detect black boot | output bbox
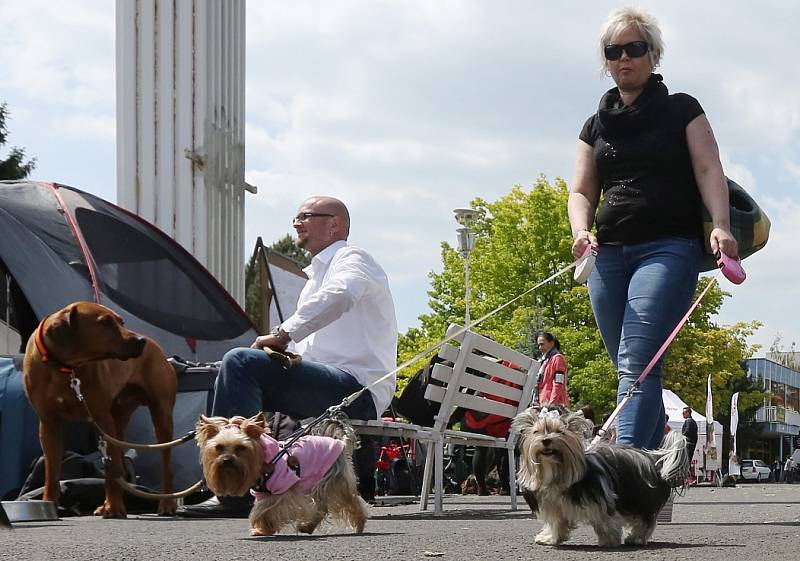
[175,495,254,519]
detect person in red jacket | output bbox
[536,332,569,407]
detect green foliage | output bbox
[399,176,763,421]
[244,249,263,330]
[0,102,36,180]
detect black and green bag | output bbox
[700,177,771,272]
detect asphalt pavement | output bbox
[3,483,800,561]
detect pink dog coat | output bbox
[251,433,345,500]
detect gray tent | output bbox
[0,180,256,358]
[0,180,258,498]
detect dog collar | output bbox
[34,319,74,374]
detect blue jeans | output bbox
[211,348,377,421]
[588,238,700,449]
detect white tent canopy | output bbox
[663,389,724,472]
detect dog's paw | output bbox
[623,535,649,546]
[250,527,272,537]
[296,522,318,534]
[158,499,177,516]
[534,530,562,546]
[94,500,127,519]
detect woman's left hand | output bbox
[709,227,738,259]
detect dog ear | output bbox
[195,415,222,445]
[68,304,79,326]
[46,304,79,346]
[564,411,594,437]
[512,407,540,435]
[241,413,267,440]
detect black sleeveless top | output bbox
[579,74,705,244]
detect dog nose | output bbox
[542,438,551,446]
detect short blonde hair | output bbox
[598,6,664,72]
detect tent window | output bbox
[74,208,250,339]
[0,259,36,354]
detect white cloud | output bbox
[51,113,115,142]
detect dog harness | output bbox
[251,434,345,499]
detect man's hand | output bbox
[251,327,291,352]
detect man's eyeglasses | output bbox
[292,212,334,224]
[604,41,650,61]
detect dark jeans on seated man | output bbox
[177,348,377,518]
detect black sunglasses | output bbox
[604,41,650,61]
[292,212,334,224]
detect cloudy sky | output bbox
[1,0,798,355]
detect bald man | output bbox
[178,196,397,518]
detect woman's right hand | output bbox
[572,229,598,259]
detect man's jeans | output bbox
[211,348,377,421]
[588,237,700,449]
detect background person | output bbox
[567,7,737,449]
[179,195,397,517]
[536,332,569,407]
[682,406,699,481]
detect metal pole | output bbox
[464,251,471,326]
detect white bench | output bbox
[351,325,539,514]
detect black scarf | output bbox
[595,73,669,139]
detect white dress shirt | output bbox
[281,240,398,417]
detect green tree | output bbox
[0,102,36,179]
[400,177,763,419]
[399,176,609,395]
[270,233,311,267]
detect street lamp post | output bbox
[453,208,477,327]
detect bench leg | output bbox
[434,440,444,515]
[507,446,517,510]
[420,440,435,511]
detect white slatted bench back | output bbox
[423,326,538,433]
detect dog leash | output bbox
[66,375,198,450]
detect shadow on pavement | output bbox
[557,541,739,551]
[244,531,404,541]
[369,509,531,521]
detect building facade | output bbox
[746,357,800,465]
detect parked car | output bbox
[740,459,773,482]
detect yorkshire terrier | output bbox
[513,405,689,547]
[195,412,368,536]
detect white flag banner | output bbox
[706,375,717,449]
[729,392,740,477]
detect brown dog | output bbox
[22,301,177,518]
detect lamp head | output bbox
[453,208,478,227]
